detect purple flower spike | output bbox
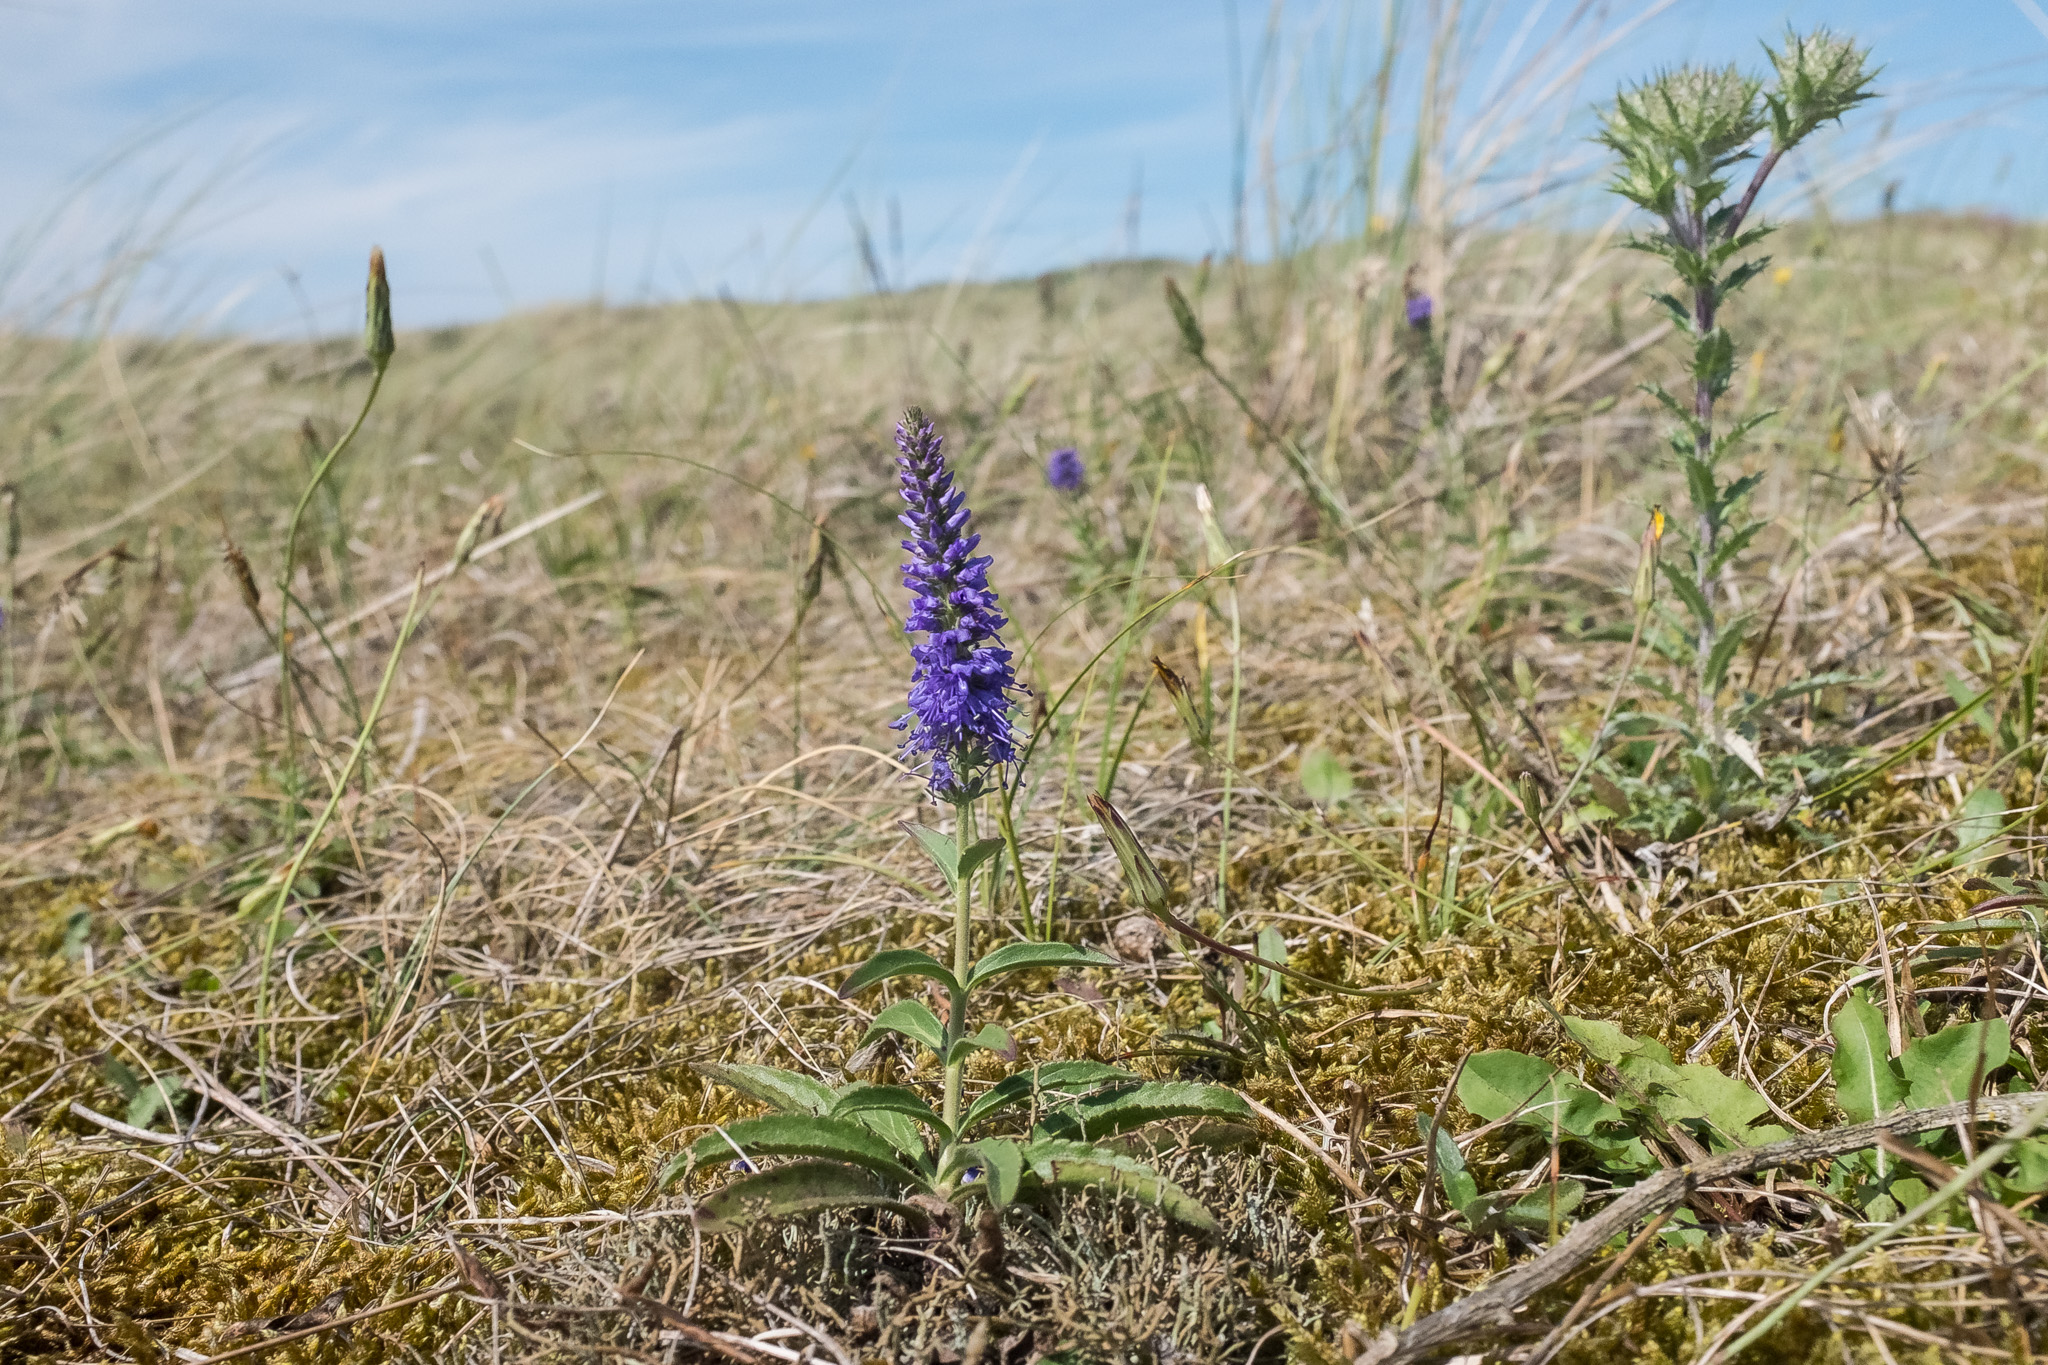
[1406,293,1433,328]
[1046,447,1085,492]
[891,408,1020,799]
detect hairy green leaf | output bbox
[962,1061,1140,1130]
[966,941,1119,990]
[957,1138,1024,1206]
[1025,1140,1221,1233]
[832,1084,947,1143]
[861,999,946,1054]
[692,1062,836,1117]
[694,1160,931,1234]
[947,1022,1015,1065]
[1034,1081,1250,1143]
[688,1115,924,1188]
[838,948,960,1000]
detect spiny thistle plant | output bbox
[1592,30,1876,829]
[675,409,1247,1234]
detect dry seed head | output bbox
[1,483,17,564]
[365,246,395,372]
[1087,793,1170,914]
[1150,656,1210,751]
[450,495,505,570]
[1162,276,1205,358]
[1632,507,1663,613]
[222,537,263,620]
[1192,484,1233,570]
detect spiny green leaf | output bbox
[838,948,960,1000]
[1660,562,1714,632]
[693,1160,932,1233]
[966,941,1119,990]
[692,1062,836,1117]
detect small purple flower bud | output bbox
[892,408,1021,799]
[1406,293,1433,328]
[730,1158,758,1174]
[1046,447,1085,493]
[960,1165,984,1184]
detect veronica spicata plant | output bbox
[1595,30,1875,822]
[670,409,1247,1235]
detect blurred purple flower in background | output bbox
[1406,293,1433,328]
[1046,446,1085,492]
[891,408,1020,798]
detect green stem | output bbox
[1215,580,1244,922]
[943,795,976,1132]
[254,562,424,1096]
[275,365,385,828]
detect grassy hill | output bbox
[3,211,2047,1362]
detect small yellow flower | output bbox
[799,442,817,463]
[1772,266,1794,287]
[1650,505,1665,540]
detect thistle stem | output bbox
[943,793,975,1132]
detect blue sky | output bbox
[5,1,2047,334]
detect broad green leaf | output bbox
[688,1115,923,1188]
[2005,1137,2048,1194]
[957,1138,1024,1206]
[693,1062,836,1117]
[1829,988,1906,1123]
[1418,1115,1477,1218]
[1588,774,1634,821]
[957,838,1006,882]
[861,999,946,1054]
[966,941,1119,989]
[1567,1016,1777,1148]
[1300,747,1354,806]
[832,1084,948,1143]
[962,1061,1140,1131]
[1492,1179,1586,1230]
[1900,1018,2009,1110]
[947,1023,1014,1065]
[907,825,959,885]
[1951,787,2008,870]
[694,1159,932,1233]
[1458,1050,1649,1168]
[1034,1081,1250,1142]
[124,1076,185,1131]
[838,948,960,1000]
[1024,1141,1221,1233]
[1562,1017,1655,1067]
